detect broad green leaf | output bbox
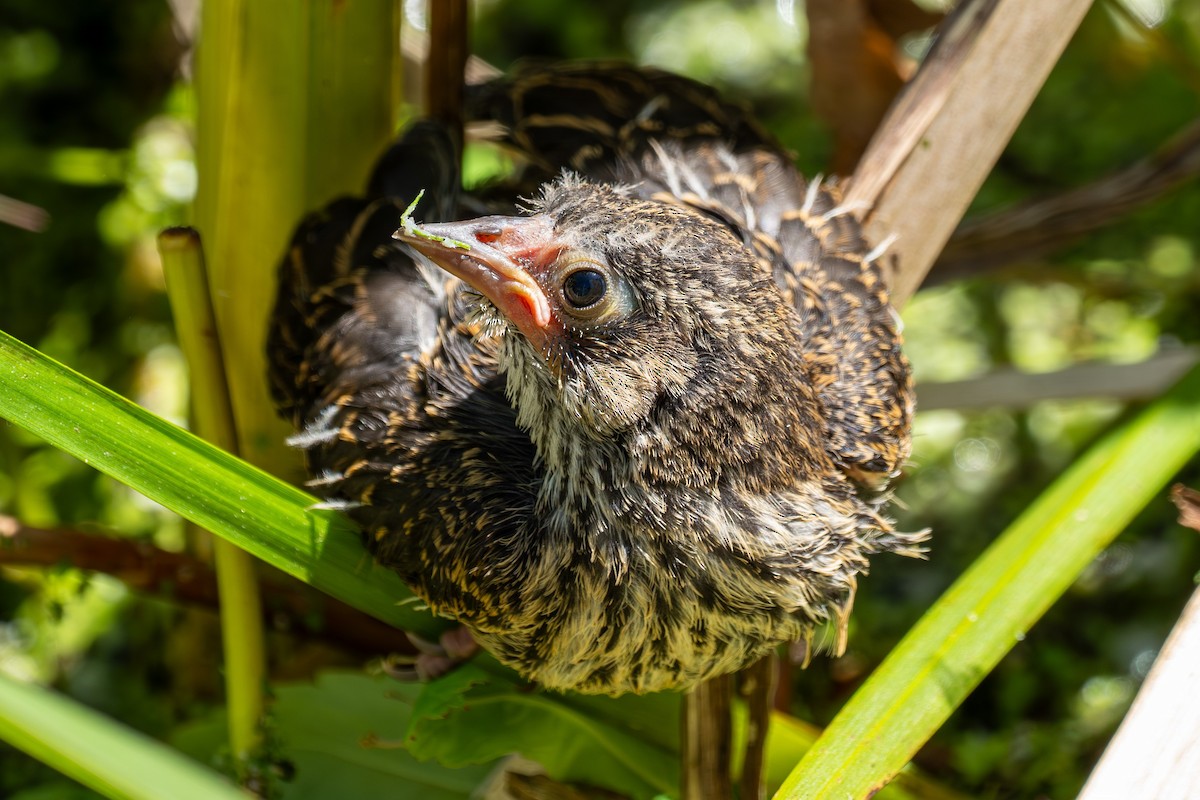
[776,363,1200,798]
[405,664,679,799]
[0,672,245,800]
[558,688,682,753]
[0,329,441,640]
[174,672,494,799]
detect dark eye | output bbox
[562,268,607,309]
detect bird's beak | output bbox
[395,215,556,351]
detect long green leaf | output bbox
[0,672,246,800]
[776,363,1200,798]
[0,329,440,639]
[762,712,964,800]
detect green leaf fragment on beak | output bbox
[398,189,473,251]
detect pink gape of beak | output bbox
[395,215,558,352]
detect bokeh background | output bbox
[2,1,1199,797]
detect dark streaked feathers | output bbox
[267,63,921,695]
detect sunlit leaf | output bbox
[0,672,244,800]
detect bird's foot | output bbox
[380,625,479,682]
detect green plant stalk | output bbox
[0,329,440,639]
[159,228,266,768]
[0,671,248,800]
[212,542,264,758]
[760,712,965,800]
[193,0,401,480]
[776,363,1200,799]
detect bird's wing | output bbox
[267,122,540,620]
[467,63,913,485]
[267,121,462,423]
[773,175,914,485]
[464,60,777,199]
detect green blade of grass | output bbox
[775,363,1200,799]
[761,711,966,800]
[0,671,247,800]
[0,329,440,639]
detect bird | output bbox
[267,62,924,696]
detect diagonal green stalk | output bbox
[775,363,1200,799]
[159,228,266,771]
[760,711,965,800]
[0,671,247,800]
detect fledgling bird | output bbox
[268,63,924,695]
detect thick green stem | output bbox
[193,0,402,481]
[188,0,402,771]
[0,672,247,800]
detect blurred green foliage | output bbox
[1,0,1199,798]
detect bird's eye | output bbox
[562,268,607,309]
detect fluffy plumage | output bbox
[268,63,923,695]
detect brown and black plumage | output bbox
[268,63,924,695]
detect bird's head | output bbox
[397,176,826,490]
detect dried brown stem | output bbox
[849,0,1095,307]
[681,673,734,800]
[915,347,1200,411]
[848,0,1002,216]
[865,0,945,40]
[737,655,778,800]
[1171,484,1200,533]
[807,0,908,173]
[0,194,49,232]
[0,515,413,656]
[1079,584,1200,799]
[932,116,1200,282]
[425,0,470,152]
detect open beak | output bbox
[395,215,556,351]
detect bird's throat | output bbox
[500,335,640,539]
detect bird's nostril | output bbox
[474,227,502,244]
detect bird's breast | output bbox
[472,515,811,694]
